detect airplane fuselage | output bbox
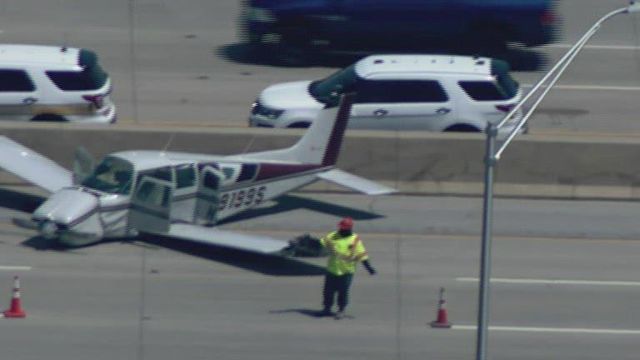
[31,151,327,247]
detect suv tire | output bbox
[444,124,481,133]
[287,122,311,129]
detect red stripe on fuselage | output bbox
[255,163,322,181]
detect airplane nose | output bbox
[39,220,59,239]
[32,188,99,230]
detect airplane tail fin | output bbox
[243,93,355,165]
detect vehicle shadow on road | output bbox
[217,42,549,72]
[218,194,384,226]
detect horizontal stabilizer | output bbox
[0,136,72,192]
[317,169,396,195]
[166,224,291,255]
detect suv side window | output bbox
[46,69,106,91]
[459,81,509,101]
[0,70,35,92]
[356,80,448,103]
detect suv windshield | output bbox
[309,65,358,105]
[82,156,134,195]
[46,49,109,91]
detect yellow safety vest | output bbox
[320,231,369,276]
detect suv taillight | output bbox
[82,94,105,109]
[495,104,515,113]
[540,10,556,26]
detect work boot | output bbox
[334,310,345,320]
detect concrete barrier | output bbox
[2,124,640,199]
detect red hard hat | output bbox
[338,217,354,231]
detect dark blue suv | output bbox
[240,0,558,55]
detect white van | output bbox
[0,44,116,123]
[249,54,523,132]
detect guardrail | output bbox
[2,125,640,199]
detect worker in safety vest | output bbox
[319,217,376,319]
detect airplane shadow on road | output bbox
[18,193,380,276]
[218,194,384,226]
[0,188,45,214]
[137,234,327,276]
[218,42,549,72]
[136,194,383,276]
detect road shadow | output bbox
[270,308,355,319]
[137,232,326,276]
[218,194,384,226]
[0,188,45,214]
[20,232,325,275]
[13,192,375,276]
[270,308,331,318]
[21,235,131,253]
[217,42,548,72]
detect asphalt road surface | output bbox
[0,1,639,360]
[0,190,638,360]
[0,0,639,133]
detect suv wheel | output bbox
[444,124,481,133]
[31,114,67,122]
[287,122,310,129]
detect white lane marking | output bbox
[452,325,640,335]
[0,266,31,271]
[456,277,640,287]
[546,44,640,51]
[521,84,640,92]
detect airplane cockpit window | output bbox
[175,164,196,188]
[82,157,134,195]
[144,167,172,182]
[203,171,220,190]
[221,166,236,180]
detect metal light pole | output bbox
[475,3,640,360]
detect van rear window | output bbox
[46,49,108,91]
[459,81,510,101]
[491,59,519,98]
[459,59,519,101]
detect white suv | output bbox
[0,44,116,123]
[249,54,523,132]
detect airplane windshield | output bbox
[81,156,134,195]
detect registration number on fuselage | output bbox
[218,186,266,211]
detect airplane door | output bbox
[73,146,95,185]
[129,176,174,234]
[194,166,223,226]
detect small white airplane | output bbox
[0,93,394,255]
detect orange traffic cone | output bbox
[4,276,26,318]
[430,287,451,328]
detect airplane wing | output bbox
[317,169,396,195]
[164,223,292,255]
[0,136,72,192]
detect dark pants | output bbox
[322,272,354,312]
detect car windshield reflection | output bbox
[82,156,134,195]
